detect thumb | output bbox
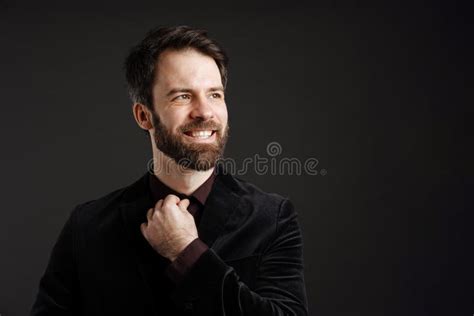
[178,198,191,212]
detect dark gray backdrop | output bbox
[1,1,472,316]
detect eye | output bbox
[210,92,223,99]
[174,94,191,101]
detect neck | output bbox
[151,148,214,196]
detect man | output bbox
[31,25,308,315]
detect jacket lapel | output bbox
[117,165,244,310]
[197,167,243,248]
[119,165,244,251]
[118,173,162,314]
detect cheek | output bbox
[217,106,228,126]
[160,111,186,132]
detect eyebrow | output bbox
[165,87,225,97]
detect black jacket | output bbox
[31,166,308,315]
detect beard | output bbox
[150,110,229,171]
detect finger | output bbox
[155,200,163,213]
[178,198,191,212]
[154,198,164,210]
[140,223,148,239]
[146,207,154,222]
[162,194,181,211]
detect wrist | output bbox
[169,236,198,262]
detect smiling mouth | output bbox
[183,130,217,139]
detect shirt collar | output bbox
[148,167,217,206]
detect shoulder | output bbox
[219,170,297,222]
[234,175,287,206]
[214,170,301,256]
[70,173,149,225]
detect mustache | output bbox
[180,120,221,132]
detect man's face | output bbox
[150,48,229,171]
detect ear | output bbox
[132,103,153,130]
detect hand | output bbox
[140,194,198,262]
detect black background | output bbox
[0,1,472,315]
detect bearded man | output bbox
[30,25,308,316]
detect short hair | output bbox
[124,25,229,110]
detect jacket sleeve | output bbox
[30,206,80,316]
[170,198,309,316]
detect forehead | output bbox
[154,48,222,91]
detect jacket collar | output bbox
[148,162,217,206]
[117,164,243,312]
[119,163,243,250]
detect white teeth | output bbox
[190,130,213,138]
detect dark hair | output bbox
[124,25,229,110]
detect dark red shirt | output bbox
[148,168,216,285]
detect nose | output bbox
[190,94,214,121]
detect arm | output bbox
[30,206,79,316]
[170,198,308,316]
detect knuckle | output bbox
[169,195,181,204]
